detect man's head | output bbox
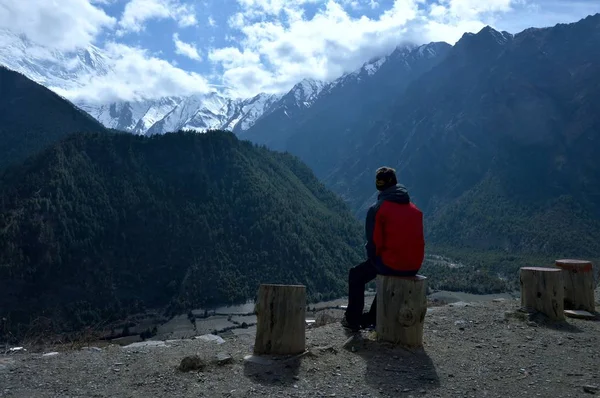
[375,166,397,191]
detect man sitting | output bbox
[342,166,425,331]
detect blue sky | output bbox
[1,0,599,101]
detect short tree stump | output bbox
[376,275,427,347]
[520,267,565,321]
[555,259,596,313]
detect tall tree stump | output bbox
[376,275,427,347]
[520,267,565,321]
[253,284,306,355]
[554,259,596,313]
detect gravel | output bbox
[1,300,599,397]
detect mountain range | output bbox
[2,14,600,338]
[319,14,600,265]
[0,28,440,137]
[3,15,600,260]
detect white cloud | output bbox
[52,43,212,103]
[210,0,600,98]
[439,0,514,19]
[208,47,261,69]
[118,0,197,34]
[490,0,600,35]
[0,0,115,51]
[173,33,202,60]
[236,0,320,17]
[1,0,599,103]
[216,0,423,97]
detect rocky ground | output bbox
[1,297,599,398]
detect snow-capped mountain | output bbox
[0,26,446,138]
[241,40,453,163]
[77,92,286,136]
[0,29,110,92]
[0,28,320,135]
[327,42,446,92]
[145,92,283,135]
[233,78,328,148]
[78,97,181,133]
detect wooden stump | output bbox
[253,284,306,355]
[376,275,427,347]
[554,259,596,313]
[520,267,565,321]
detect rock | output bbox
[215,352,233,366]
[81,347,102,352]
[122,341,167,349]
[178,355,206,372]
[196,334,225,344]
[583,385,599,394]
[342,335,363,351]
[243,355,274,366]
[42,352,59,357]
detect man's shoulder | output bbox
[368,198,384,213]
[409,202,423,213]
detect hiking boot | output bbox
[341,316,360,332]
[360,312,376,330]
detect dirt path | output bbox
[1,300,599,398]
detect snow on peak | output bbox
[479,26,513,45]
[0,28,111,91]
[233,93,283,131]
[416,43,439,58]
[458,26,513,48]
[362,56,387,76]
[291,78,326,106]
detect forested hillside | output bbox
[0,66,107,169]
[0,131,363,339]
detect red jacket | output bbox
[365,185,425,273]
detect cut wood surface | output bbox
[253,284,306,355]
[376,275,427,347]
[555,259,596,313]
[520,267,565,321]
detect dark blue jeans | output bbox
[345,259,418,327]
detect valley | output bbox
[1,12,600,345]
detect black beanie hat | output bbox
[375,167,397,191]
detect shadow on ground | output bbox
[242,354,301,386]
[506,310,586,333]
[345,333,440,395]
